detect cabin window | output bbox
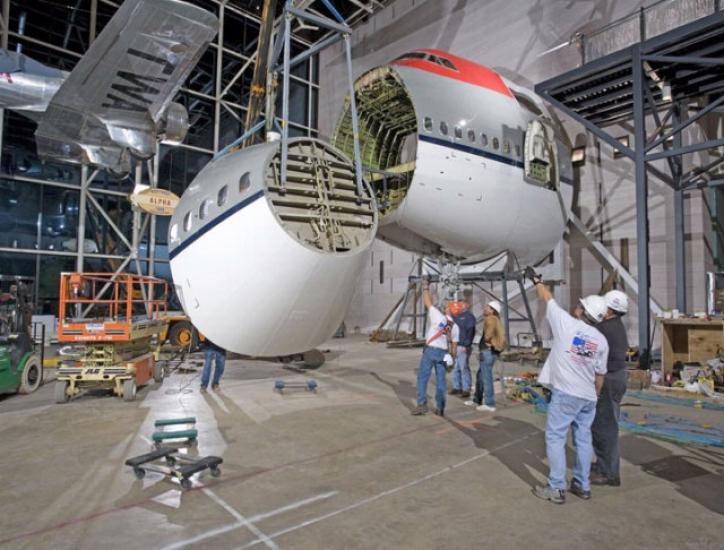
[454,126,463,139]
[481,133,488,146]
[239,172,251,193]
[439,121,448,135]
[423,117,433,131]
[493,137,500,150]
[217,185,228,206]
[199,199,211,220]
[183,212,192,232]
[503,141,511,154]
[170,223,178,242]
[467,129,476,142]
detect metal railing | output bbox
[579,0,722,64]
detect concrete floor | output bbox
[1,336,722,549]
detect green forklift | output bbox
[0,275,43,395]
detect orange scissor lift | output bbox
[55,273,169,403]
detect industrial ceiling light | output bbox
[613,135,629,159]
[571,146,586,165]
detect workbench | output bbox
[659,317,723,373]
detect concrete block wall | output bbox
[319,0,720,348]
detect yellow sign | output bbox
[130,188,180,216]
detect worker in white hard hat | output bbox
[590,290,630,487]
[464,300,506,412]
[411,278,459,417]
[525,266,609,505]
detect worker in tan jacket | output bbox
[465,300,506,412]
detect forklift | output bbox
[0,275,43,395]
[55,272,168,403]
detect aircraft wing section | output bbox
[34,0,218,172]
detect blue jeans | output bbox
[545,389,597,491]
[201,349,226,387]
[474,349,497,406]
[451,347,471,391]
[416,346,447,411]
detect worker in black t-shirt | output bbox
[591,290,630,487]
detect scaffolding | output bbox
[535,6,724,367]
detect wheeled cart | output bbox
[125,446,223,489]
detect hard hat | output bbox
[579,295,607,323]
[448,301,466,316]
[487,300,502,314]
[604,289,628,314]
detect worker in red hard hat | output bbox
[591,290,630,487]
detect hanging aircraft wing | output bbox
[34,0,218,173]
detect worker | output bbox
[449,299,476,399]
[465,300,505,412]
[526,266,609,504]
[200,338,226,392]
[591,289,630,487]
[412,278,459,417]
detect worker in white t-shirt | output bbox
[525,266,609,505]
[411,278,459,417]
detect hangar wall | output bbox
[318,0,719,347]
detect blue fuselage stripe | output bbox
[418,133,525,169]
[169,189,265,261]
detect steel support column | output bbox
[76,164,89,273]
[672,102,686,312]
[632,46,651,368]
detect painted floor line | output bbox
[202,488,279,550]
[238,430,540,549]
[161,491,339,550]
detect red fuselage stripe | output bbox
[392,59,514,98]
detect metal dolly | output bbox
[274,379,318,393]
[152,417,198,448]
[125,446,222,490]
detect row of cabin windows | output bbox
[178,172,253,235]
[424,116,521,157]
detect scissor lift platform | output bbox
[55,273,168,403]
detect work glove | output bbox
[524,266,542,285]
[443,353,454,369]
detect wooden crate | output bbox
[659,318,724,374]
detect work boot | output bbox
[476,404,496,412]
[212,384,220,391]
[449,388,461,396]
[460,391,471,398]
[463,400,478,407]
[411,404,428,416]
[200,386,207,393]
[569,478,591,500]
[532,485,565,504]
[590,472,621,486]
[433,408,445,417]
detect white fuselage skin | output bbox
[169,56,573,357]
[375,61,573,267]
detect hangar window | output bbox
[217,185,228,206]
[454,126,463,139]
[199,199,211,220]
[239,172,251,194]
[183,212,192,232]
[439,121,448,135]
[468,129,475,142]
[493,137,500,150]
[481,133,488,146]
[424,117,433,131]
